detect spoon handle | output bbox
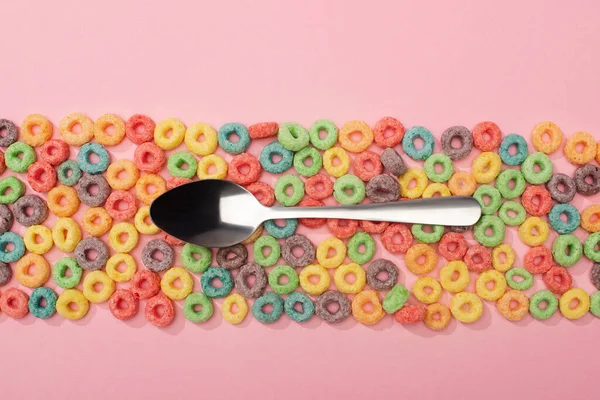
[266,196,481,226]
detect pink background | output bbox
[1,1,600,399]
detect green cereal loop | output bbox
[473,185,502,215]
[505,268,533,290]
[590,291,600,318]
[551,234,582,267]
[5,142,36,173]
[309,119,338,150]
[167,151,198,179]
[180,243,212,273]
[183,292,214,323]
[293,147,323,177]
[473,215,505,247]
[499,201,527,226]
[253,235,281,267]
[274,174,304,206]
[495,169,526,199]
[521,152,553,184]
[278,122,310,151]
[383,283,410,314]
[57,160,82,186]
[333,174,365,205]
[584,232,600,262]
[411,224,444,244]
[347,232,376,264]
[0,176,25,204]
[268,265,299,295]
[529,289,558,320]
[423,153,454,183]
[52,257,83,289]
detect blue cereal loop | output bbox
[0,232,25,263]
[252,292,284,323]
[200,267,234,298]
[218,123,251,154]
[499,134,529,166]
[28,287,58,319]
[259,141,294,173]
[284,291,315,322]
[77,142,110,174]
[548,203,580,234]
[264,218,298,239]
[402,126,434,160]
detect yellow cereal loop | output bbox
[334,263,366,294]
[450,292,483,323]
[59,112,95,146]
[422,183,451,198]
[323,147,350,177]
[241,225,263,244]
[21,114,53,147]
[185,123,218,156]
[109,222,139,253]
[15,254,50,288]
[564,132,597,165]
[94,113,126,146]
[412,277,442,304]
[56,289,90,320]
[531,121,562,154]
[439,260,470,293]
[82,207,113,237]
[475,270,507,301]
[161,267,194,300]
[316,237,347,269]
[154,117,186,150]
[222,293,248,325]
[105,253,137,282]
[492,243,515,272]
[135,173,166,205]
[398,168,428,199]
[338,120,374,153]
[82,271,116,303]
[559,288,590,320]
[197,154,228,180]
[472,152,502,184]
[52,217,82,253]
[134,206,160,235]
[299,264,331,295]
[23,225,53,255]
[518,216,549,247]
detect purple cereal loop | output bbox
[141,239,174,272]
[0,204,14,234]
[591,263,600,290]
[76,174,111,207]
[74,237,109,271]
[234,262,267,299]
[366,259,399,290]
[315,291,351,323]
[380,148,408,177]
[574,164,600,196]
[449,225,470,233]
[0,261,12,286]
[366,174,400,203]
[441,126,473,160]
[546,173,577,203]
[13,194,48,227]
[281,234,315,267]
[0,119,18,147]
[216,244,248,270]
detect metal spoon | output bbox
[149,179,481,248]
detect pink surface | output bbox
[1,1,600,399]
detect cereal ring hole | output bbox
[209,277,223,288]
[244,274,257,287]
[4,242,15,252]
[485,280,497,290]
[375,270,389,282]
[152,303,167,318]
[150,249,164,262]
[460,302,472,312]
[87,152,100,165]
[412,137,425,150]
[326,302,340,313]
[343,187,355,197]
[450,136,463,149]
[36,297,47,308]
[85,249,98,261]
[227,132,240,143]
[277,275,289,285]
[293,302,305,313]
[507,143,520,156]
[407,178,417,190]
[451,271,460,281]
[509,299,520,310]
[291,246,306,258]
[115,261,128,274]
[67,301,80,312]
[423,286,433,295]
[512,274,525,283]
[485,226,495,236]
[229,302,239,313]
[93,282,105,292]
[344,272,357,284]
[349,131,364,143]
[308,274,321,285]
[361,301,374,313]
[471,253,483,264]
[575,142,586,153]
[331,156,341,167]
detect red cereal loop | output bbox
[39,139,70,166]
[245,182,275,206]
[352,151,383,181]
[0,151,5,175]
[381,223,413,254]
[134,142,166,173]
[166,177,192,190]
[327,219,359,239]
[298,197,326,228]
[464,244,491,272]
[0,288,29,319]
[145,293,175,327]
[438,232,468,261]
[522,186,553,216]
[543,266,572,295]
[472,121,502,151]
[360,220,390,234]
[163,232,185,246]
[109,289,140,320]
[305,173,334,200]
[126,114,156,144]
[105,190,138,221]
[394,304,425,324]
[130,270,161,299]
[248,122,279,139]
[27,161,57,192]
[524,246,553,274]
[374,117,405,148]
[227,153,262,185]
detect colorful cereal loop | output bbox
[83,271,116,303]
[105,253,137,282]
[333,263,366,294]
[23,225,53,254]
[94,113,126,146]
[564,132,597,165]
[21,114,52,147]
[471,152,502,184]
[531,121,562,154]
[15,253,50,288]
[154,118,185,150]
[59,113,94,146]
[412,277,442,304]
[299,264,330,295]
[134,206,160,235]
[185,123,218,156]
[323,147,350,177]
[439,261,470,293]
[448,171,477,196]
[518,217,549,247]
[475,270,507,301]
[135,174,166,205]
[161,267,194,300]
[56,289,89,320]
[352,290,385,325]
[109,222,139,253]
[398,168,428,199]
[405,244,438,275]
[450,292,483,323]
[492,243,515,272]
[338,120,374,153]
[497,290,529,321]
[221,293,248,325]
[316,237,347,268]
[197,154,228,180]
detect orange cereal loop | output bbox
[15,253,50,288]
[338,120,374,153]
[581,204,600,233]
[424,302,452,331]
[21,114,53,147]
[448,171,477,196]
[405,243,438,275]
[351,290,385,325]
[136,174,166,205]
[564,132,597,165]
[106,160,140,190]
[597,142,600,165]
[59,113,95,146]
[531,121,563,154]
[94,113,126,146]
[496,290,529,321]
[82,207,113,236]
[47,185,80,217]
